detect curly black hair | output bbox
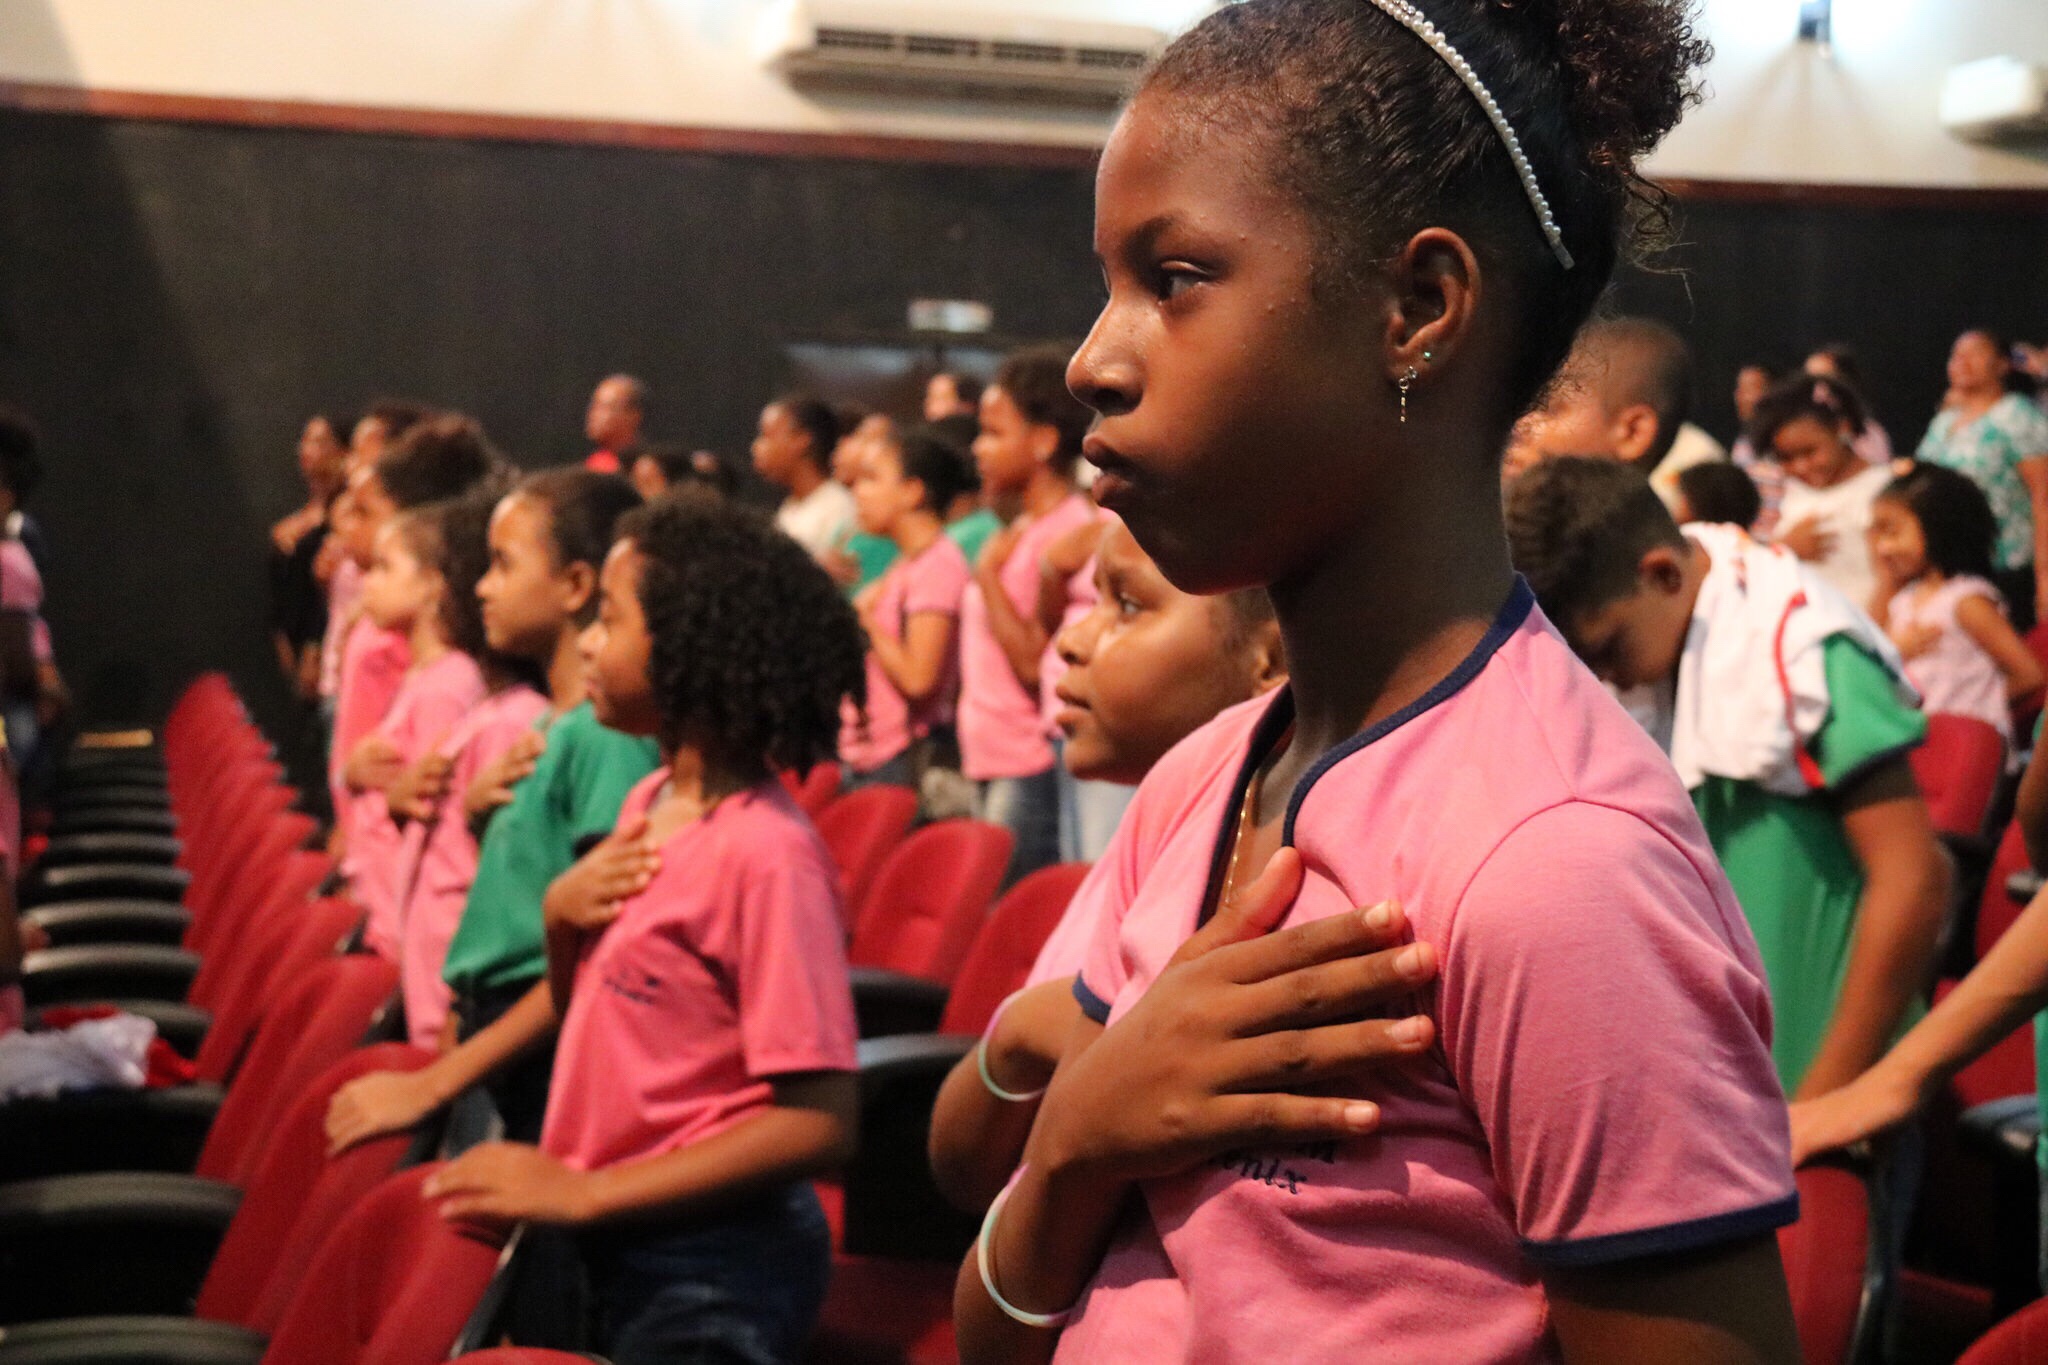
[1747,373,1868,453]
[619,495,865,776]
[0,405,44,503]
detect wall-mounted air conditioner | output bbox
[761,0,1169,108]
[1940,56,2048,144]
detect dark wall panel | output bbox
[0,107,2043,760]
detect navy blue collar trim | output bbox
[1280,577,1535,845]
[1193,577,1534,929]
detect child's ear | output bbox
[559,560,599,617]
[1637,545,1688,595]
[1028,421,1061,467]
[1242,619,1287,697]
[1611,403,1662,466]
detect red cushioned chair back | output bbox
[1909,713,2006,841]
[1974,818,2033,966]
[793,763,843,818]
[814,785,918,931]
[195,954,398,1184]
[261,1164,507,1365]
[194,893,363,1084]
[186,846,332,1011]
[850,819,1014,985]
[196,1042,432,1329]
[1776,1161,1871,1365]
[940,861,1092,1036]
[451,1354,606,1364]
[1958,1294,2048,1365]
[186,809,317,953]
[1944,979,2039,1109]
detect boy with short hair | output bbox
[1506,456,1950,1098]
[1506,316,1726,513]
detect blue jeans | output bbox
[1053,738,1136,864]
[580,1182,831,1365]
[979,767,1060,888]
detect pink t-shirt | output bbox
[392,684,550,1047]
[1063,582,1795,1365]
[319,558,363,700]
[540,775,858,1172]
[0,540,50,663]
[841,535,971,774]
[345,650,486,962]
[958,493,1096,781]
[327,613,411,822]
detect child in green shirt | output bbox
[1508,457,1949,1099]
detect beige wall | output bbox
[3,0,2045,185]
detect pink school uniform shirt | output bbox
[327,613,410,822]
[0,539,51,663]
[392,684,549,1047]
[841,535,970,774]
[1062,580,1795,1365]
[318,557,363,700]
[540,775,858,1172]
[346,650,486,961]
[958,493,1095,781]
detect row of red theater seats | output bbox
[0,674,1090,1362]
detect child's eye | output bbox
[1154,263,1207,302]
[1117,593,1144,617]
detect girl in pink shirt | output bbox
[964,348,1100,883]
[424,497,866,1365]
[347,502,490,961]
[956,4,1802,1364]
[842,422,974,787]
[386,485,548,1048]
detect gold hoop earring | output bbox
[1398,366,1419,424]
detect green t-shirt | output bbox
[845,531,899,595]
[1690,635,1927,1094]
[946,507,1003,568]
[440,701,660,993]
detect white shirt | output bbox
[1776,463,1892,615]
[774,479,856,561]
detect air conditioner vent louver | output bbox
[767,2,1168,109]
[815,26,896,55]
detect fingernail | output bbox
[1361,902,1395,932]
[1343,1102,1379,1130]
[1395,943,1431,980]
[1393,1015,1430,1046]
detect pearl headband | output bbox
[1362,0,1576,270]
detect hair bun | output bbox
[1508,0,1710,181]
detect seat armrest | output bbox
[22,945,202,1007]
[0,1317,268,1364]
[49,810,178,838]
[25,903,192,948]
[37,834,181,869]
[0,1173,242,1321]
[848,966,950,1039]
[840,1031,980,1261]
[0,1084,224,1182]
[1959,1093,2042,1163]
[2009,868,2045,905]
[24,864,191,908]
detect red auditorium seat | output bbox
[1958,1294,2048,1364]
[0,1042,432,1328]
[783,762,844,818]
[1,952,397,1183]
[816,785,919,931]
[936,861,1092,1036]
[1908,713,2005,842]
[1777,1160,1877,1365]
[848,820,1014,989]
[451,1354,610,1364]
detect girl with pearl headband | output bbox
[956,2,1803,1362]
